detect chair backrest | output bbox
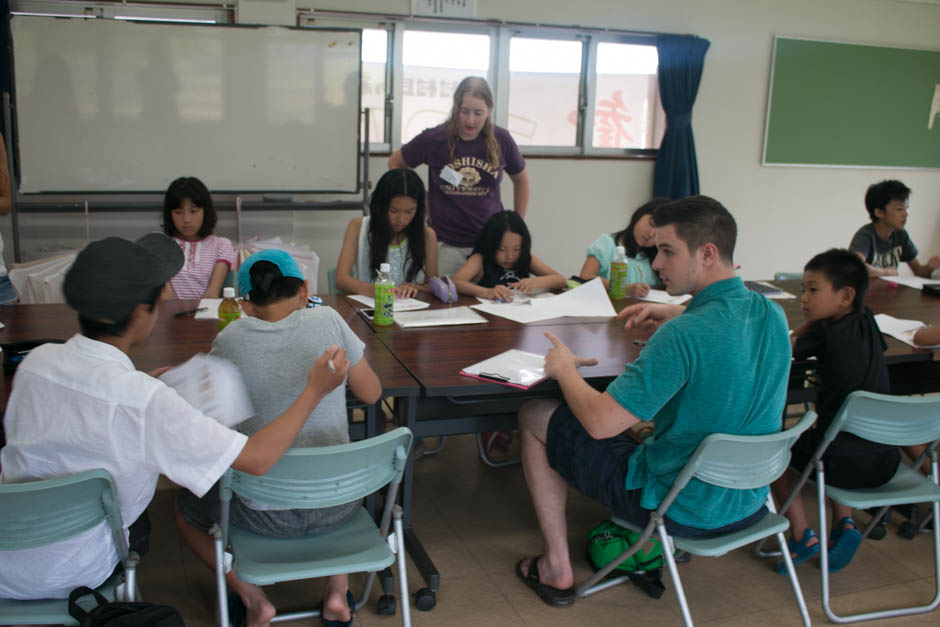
[774,272,802,281]
[824,390,940,447]
[0,469,124,552]
[224,427,412,509]
[673,411,817,492]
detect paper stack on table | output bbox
[638,289,693,305]
[873,313,940,348]
[348,294,430,311]
[472,278,616,323]
[394,306,488,327]
[878,276,940,290]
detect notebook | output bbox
[460,349,547,390]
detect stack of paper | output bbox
[878,276,940,290]
[394,306,488,327]
[873,313,939,348]
[348,294,430,312]
[471,278,616,323]
[638,289,693,305]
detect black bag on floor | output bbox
[68,586,185,627]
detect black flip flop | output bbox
[321,590,355,627]
[227,592,247,627]
[515,556,576,607]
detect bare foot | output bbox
[235,584,276,627]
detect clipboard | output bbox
[460,349,546,390]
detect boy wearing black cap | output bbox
[0,234,349,604]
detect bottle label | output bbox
[374,283,395,326]
[218,312,240,331]
[609,261,629,299]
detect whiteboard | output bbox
[11,16,361,193]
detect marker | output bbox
[173,307,208,318]
[327,358,336,374]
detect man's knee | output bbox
[519,398,562,441]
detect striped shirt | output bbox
[170,235,236,299]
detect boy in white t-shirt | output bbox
[0,233,348,613]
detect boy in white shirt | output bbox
[0,233,347,613]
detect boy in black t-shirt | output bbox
[771,249,899,574]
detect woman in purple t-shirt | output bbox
[388,76,530,276]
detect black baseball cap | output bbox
[63,233,184,323]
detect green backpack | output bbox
[585,520,667,599]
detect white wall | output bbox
[11,0,940,290]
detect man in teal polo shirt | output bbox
[514,196,791,608]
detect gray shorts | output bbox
[178,484,361,538]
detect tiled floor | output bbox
[142,434,939,626]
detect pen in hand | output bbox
[173,307,208,318]
[327,358,336,374]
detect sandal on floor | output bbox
[827,518,862,573]
[515,556,575,607]
[227,592,247,627]
[776,528,820,574]
[321,590,355,627]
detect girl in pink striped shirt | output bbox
[162,177,236,299]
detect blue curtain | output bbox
[653,35,711,199]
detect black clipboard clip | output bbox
[477,372,510,383]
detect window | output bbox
[361,28,388,143]
[507,37,583,147]
[592,42,664,150]
[400,30,490,143]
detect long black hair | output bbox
[368,169,428,282]
[613,197,671,262]
[472,211,532,278]
[162,176,217,238]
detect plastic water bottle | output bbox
[374,262,395,326]
[218,286,241,331]
[609,245,629,299]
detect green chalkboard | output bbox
[763,37,940,168]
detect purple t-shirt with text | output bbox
[400,125,525,247]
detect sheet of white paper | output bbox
[471,301,556,324]
[159,354,255,427]
[530,278,617,318]
[873,313,937,348]
[878,276,940,290]
[196,298,222,319]
[394,306,489,327]
[348,294,430,311]
[638,289,693,305]
[475,290,551,305]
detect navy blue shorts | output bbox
[546,404,767,538]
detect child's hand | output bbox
[626,282,650,299]
[488,285,514,302]
[509,278,539,293]
[307,345,349,397]
[394,283,419,299]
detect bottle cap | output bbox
[223,286,236,298]
[380,262,391,272]
[616,245,626,254]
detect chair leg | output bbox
[475,433,519,468]
[657,523,693,627]
[775,530,811,627]
[210,524,229,627]
[392,505,412,627]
